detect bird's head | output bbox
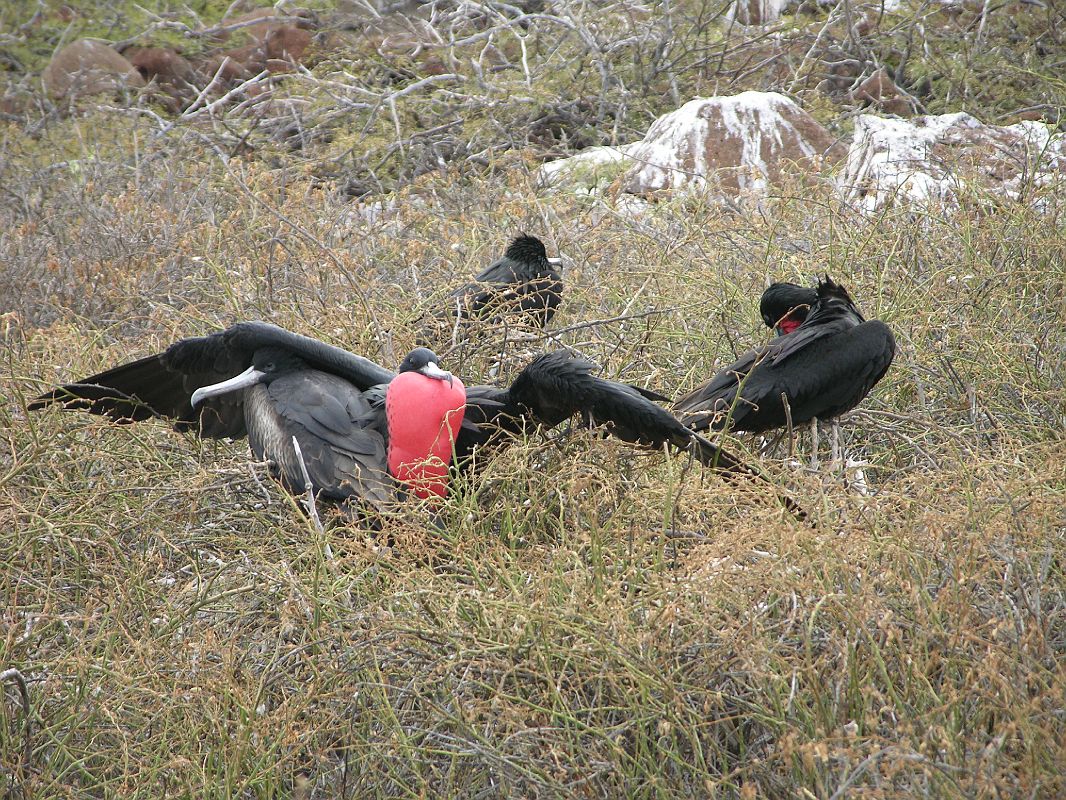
[505,234,561,270]
[398,347,453,386]
[190,347,302,407]
[760,282,818,335]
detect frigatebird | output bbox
[31,322,801,516]
[675,277,895,442]
[450,234,563,327]
[760,282,818,335]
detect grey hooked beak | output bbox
[190,365,265,407]
[546,256,563,266]
[419,361,453,387]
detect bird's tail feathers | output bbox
[685,432,748,475]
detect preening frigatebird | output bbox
[760,282,818,335]
[450,234,563,327]
[675,277,895,440]
[30,322,802,517]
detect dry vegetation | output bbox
[2,0,1066,797]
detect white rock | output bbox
[537,143,640,192]
[729,0,900,26]
[729,0,791,25]
[839,112,1066,212]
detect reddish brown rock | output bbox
[815,47,866,96]
[0,94,26,116]
[199,8,317,78]
[125,46,196,84]
[263,25,313,72]
[43,39,145,100]
[620,92,841,198]
[216,8,277,41]
[198,51,253,84]
[1007,108,1060,125]
[213,8,315,43]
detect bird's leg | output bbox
[781,392,794,460]
[451,297,462,347]
[830,418,841,467]
[809,418,820,469]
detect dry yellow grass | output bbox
[1,107,1064,798]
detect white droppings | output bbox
[622,92,832,197]
[845,458,870,496]
[537,143,641,194]
[839,112,1066,212]
[539,144,637,181]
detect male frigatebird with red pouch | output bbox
[32,322,803,517]
[675,277,895,448]
[383,348,466,498]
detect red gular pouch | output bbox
[385,372,467,498]
[778,316,804,335]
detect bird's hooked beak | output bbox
[190,365,266,407]
[546,256,563,266]
[418,361,453,387]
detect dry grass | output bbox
[2,114,1064,797]
[1,26,1065,799]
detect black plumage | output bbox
[759,282,818,334]
[676,277,895,435]
[458,351,745,474]
[451,234,563,327]
[31,322,784,513]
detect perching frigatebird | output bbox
[759,282,818,336]
[30,322,803,516]
[450,234,563,327]
[675,277,895,440]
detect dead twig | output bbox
[291,436,324,535]
[1,667,32,766]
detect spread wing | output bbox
[29,342,250,438]
[456,351,808,520]
[29,322,395,440]
[457,351,748,475]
